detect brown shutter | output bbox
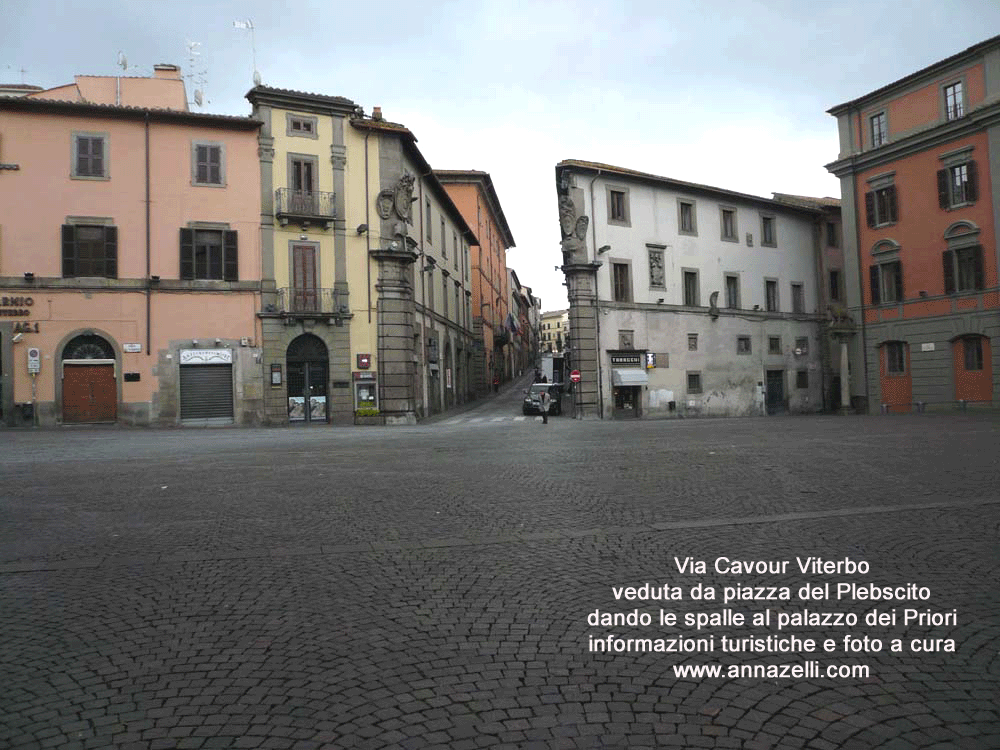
[893,261,903,301]
[973,245,984,290]
[62,224,76,277]
[223,230,238,281]
[887,185,898,223]
[967,160,979,203]
[196,145,208,183]
[864,191,875,228]
[91,137,104,176]
[937,169,949,209]
[104,225,118,279]
[942,251,955,294]
[869,265,880,305]
[180,228,194,279]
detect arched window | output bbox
[62,333,115,360]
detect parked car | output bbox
[523,383,563,416]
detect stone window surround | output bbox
[867,109,889,149]
[677,197,698,236]
[764,277,779,312]
[610,258,633,303]
[681,267,700,307]
[606,184,631,227]
[724,272,740,309]
[759,213,777,247]
[191,140,226,188]
[796,370,809,389]
[941,76,967,121]
[286,112,319,139]
[866,172,897,228]
[425,198,432,242]
[71,131,110,180]
[768,336,782,355]
[287,239,321,292]
[736,335,752,355]
[884,341,907,376]
[720,205,738,242]
[287,152,318,192]
[686,371,702,394]
[790,281,805,313]
[688,333,698,351]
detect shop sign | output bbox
[353,371,376,380]
[179,349,232,365]
[609,352,642,367]
[0,295,33,317]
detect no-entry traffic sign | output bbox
[570,370,581,383]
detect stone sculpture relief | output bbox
[559,194,590,265]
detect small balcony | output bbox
[275,188,335,228]
[276,287,348,316]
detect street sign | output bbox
[27,347,40,374]
[570,370,581,383]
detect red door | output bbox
[63,364,116,423]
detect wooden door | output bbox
[292,245,318,312]
[63,364,116,423]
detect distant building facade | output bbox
[827,35,1000,413]
[540,309,569,354]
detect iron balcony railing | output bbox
[277,287,346,315]
[275,188,335,224]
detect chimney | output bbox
[153,64,181,80]
[372,106,383,121]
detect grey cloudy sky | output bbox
[4,1,1000,310]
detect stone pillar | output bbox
[372,246,418,425]
[839,338,851,414]
[564,261,602,419]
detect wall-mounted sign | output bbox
[124,372,141,382]
[609,352,642,367]
[921,343,935,352]
[357,353,371,369]
[645,352,656,369]
[0,295,33,317]
[179,348,232,365]
[446,368,452,389]
[123,343,142,353]
[271,363,283,386]
[27,347,40,373]
[353,371,376,381]
[12,321,39,333]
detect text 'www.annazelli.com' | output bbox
[670,662,870,680]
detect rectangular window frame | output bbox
[885,342,906,376]
[180,224,238,282]
[286,113,319,139]
[62,221,118,279]
[795,337,809,355]
[825,221,838,248]
[964,337,983,371]
[791,282,805,313]
[724,273,740,309]
[606,185,630,226]
[870,111,888,148]
[611,260,632,303]
[943,246,985,294]
[287,152,318,194]
[943,79,965,121]
[760,214,777,247]
[796,370,809,389]
[768,336,781,355]
[71,131,109,180]
[871,260,903,304]
[686,371,702,395]
[720,206,738,242]
[765,278,779,312]
[677,198,698,236]
[648,246,665,289]
[426,199,432,242]
[192,140,225,187]
[441,218,447,259]
[682,268,700,307]
[688,334,698,351]
[829,270,842,301]
[736,336,752,355]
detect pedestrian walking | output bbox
[539,388,551,424]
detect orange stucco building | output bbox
[827,36,1000,412]
[0,66,263,426]
[435,171,516,394]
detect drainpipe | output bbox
[587,168,605,418]
[145,112,151,357]
[364,130,372,324]
[853,106,870,413]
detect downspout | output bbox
[588,168,605,419]
[364,130,372,324]
[145,112,151,357]
[854,106,870,413]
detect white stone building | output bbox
[555,160,835,419]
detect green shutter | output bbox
[180,228,194,279]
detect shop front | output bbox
[609,350,648,419]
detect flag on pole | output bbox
[233,19,253,30]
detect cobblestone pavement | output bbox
[2,396,999,749]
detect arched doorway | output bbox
[287,334,328,424]
[62,333,117,423]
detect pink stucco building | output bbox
[0,65,264,426]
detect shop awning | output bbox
[612,368,649,386]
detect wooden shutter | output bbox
[937,169,949,209]
[223,230,238,281]
[942,251,955,294]
[195,144,208,183]
[91,137,104,176]
[973,245,984,290]
[864,192,875,228]
[180,228,194,279]
[104,226,118,279]
[967,160,978,202]
[869,265,880,305]
[892,261,903,301]
[887,185,898,223]
[62,224,76,277]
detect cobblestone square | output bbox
[2,402,999,749]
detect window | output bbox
[870,112,887,147]
[608,188,629,225]
[426,199,432,241]
[180,228,238,281]
[795,337,809,355]
[290,156,315,193]
[688,334,698,351]
[687,372,702,394]
[937,162,978,208]
[963,337,983,371]
[678,199,697,235]
[72,133,107,179]
[287,114,317,137]
[829,270,841,301]
[648,248,665,288]
[944,81,964,121]
[769,336,781,355]
[725,274,740,308]
[791,283,804,313]
[683,270,699,306]
[826,222,838,248]
[61,224,117,278]
[426,267,434,310]
[765,279,778,312]
[442,276,448,317]
[870,260,903,304]
[760,215,776,247]
[192,142,223,186]
[737,336,752,354]
[721,208,737,241]
[865,186,898,227]
[453,232,458,269]
[612,262,631,302]
[943,246,984,293]
[441,218,447,258]
[796,370,809,389]
[885,342,906,375]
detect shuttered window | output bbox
[870,261,903,305]
[62,224,117,278]
[942,246,984,293]
[193,143,223,185]
[180,228,238,281]
[937,161,978,209]
[865,186,898,227]
[74,135,106,177]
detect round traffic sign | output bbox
[570,370,581,383]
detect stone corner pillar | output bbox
[371,246,418,424]
[563,261,602,419]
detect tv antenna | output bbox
[233,19,260,86]
[185,40,209,108]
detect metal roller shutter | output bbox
[180,364,234,422]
